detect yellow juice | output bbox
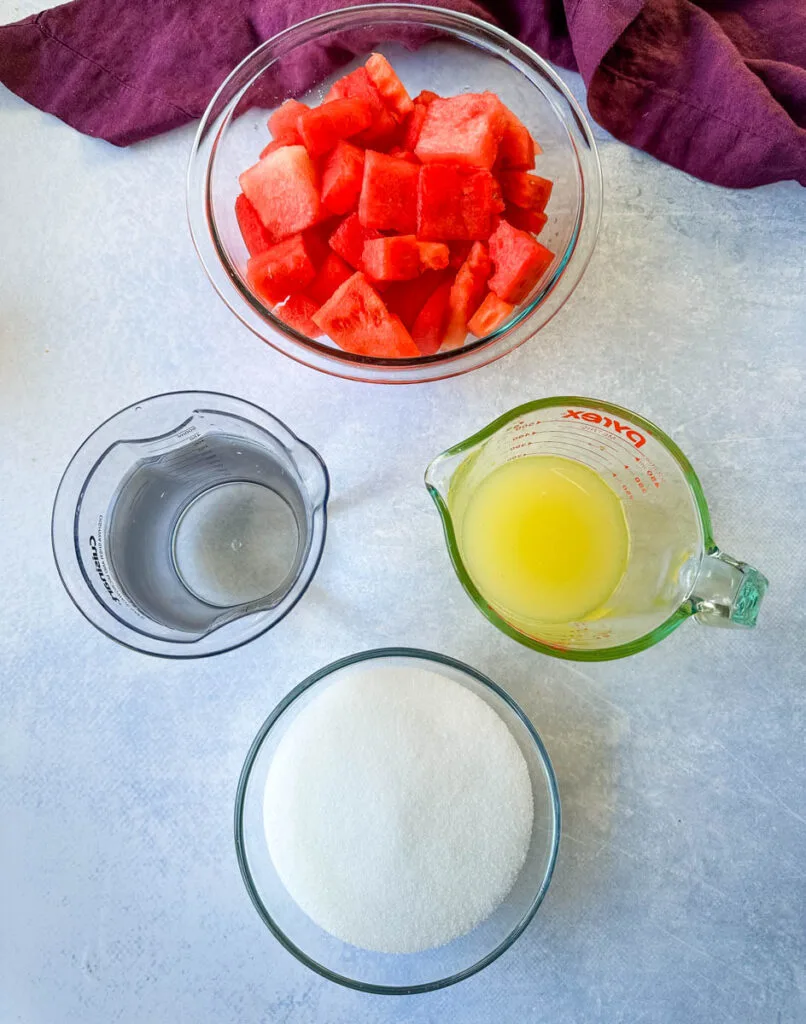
[457,455,629,626]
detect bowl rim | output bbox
[188,2,602,383]
[233,646,561,994]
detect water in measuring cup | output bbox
[457,455,629,626]
[107,433,308,633]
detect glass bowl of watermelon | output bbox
[187,4,602,384]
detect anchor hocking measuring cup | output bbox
[425,397,768,661]
[52,391,329,658]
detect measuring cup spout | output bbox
[690,550,768,629]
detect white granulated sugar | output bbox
[263,664,534,954]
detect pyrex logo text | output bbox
[89,536,120,603]
[563,409,646,449]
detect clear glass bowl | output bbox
[188,4,602,384]
[235,648,561,993]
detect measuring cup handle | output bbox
[691,550,769,629]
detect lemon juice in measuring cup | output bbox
[426,397,768,661]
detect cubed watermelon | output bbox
[259,139,293,159]
[496,108,539,170]
[415,92,507,169]
[443,241,492,348]
[275,293,322,337]
[400,103,429,151]
[362,235,421,281]
[328,212,382,270]
[298,98,373,157]
[239,145,321,241]
[312,272,420,358]
[235,193,275,257]
[498,171,553,211]
[321,141,365,215]
[358,151,419,233]
[383,270,450,329]
[306,250,354,305]
[325,67,399,148]
[417,164,498,240]
[467,291,514,336]
[267,99,308,143]
[417,241,449,270]
[246,234,317,306]
[488,219,554,303]
[504,204,548,235]
[365,53,413,119]
[411,278,453,355]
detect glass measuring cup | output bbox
[52,392,329,658]
[425,397,768,661]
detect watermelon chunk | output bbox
[306,250,354,305]
[267,99,308,144]
[298,98,373,157]
[504,204,548,235]
[328,212,382,270]
[488,219,554,303]
[400,103,428,151]
[358,151,419,233]
[498,171,553,211]
[443,241,492,348]
[365,53,413,120]
[312,272,419,358]
[325,67,399,148]
[417,242,449,270]
[383,270,450,329]
[321,141,365,215]
[415,92,507,169]
[362,235,421,281]
[235,193,274,257]
[411,279,453,355]
[246,234,317,306]
[239,145,321,241]
[417,164,498,240]
[275,293,321,337]
[496,109,539,170]
[467,292,514,337]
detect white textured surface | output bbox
[263,664,533,954]
[1,6,806,1020]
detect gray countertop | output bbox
[1,19,805,1023]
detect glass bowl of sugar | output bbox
[235,648,560,993]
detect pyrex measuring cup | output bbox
[425,397,768,661]
[52,392,329,658]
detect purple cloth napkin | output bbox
[1,0,804,187]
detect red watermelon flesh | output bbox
[411,279,453,355]
[443,241,492,348]
[417,241,449,270]
[298,98,374,157]
[400,103,429,151]
[267,99,308,144]
[325,67,399,148]
[448,240,474,269]
[239,145,321,241]
[467,291,514,336]
[312,272,420,358]
[488,219,554,303]
[365,53,413,119]
[358,151,419,233]
[328,212,382,270]
[321,141,365,215]
[417,164,498,240]
[415,92,507,169]
[383,270,450,329]
[306,250,354,305]
[246,234,317,306]
[498,171,553,211]
[235,193,275,257]
[495,109,539,170]
[504,204,548,235]
[362,235,421,281]
[259,139,293,160]
[275,293,321,337]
